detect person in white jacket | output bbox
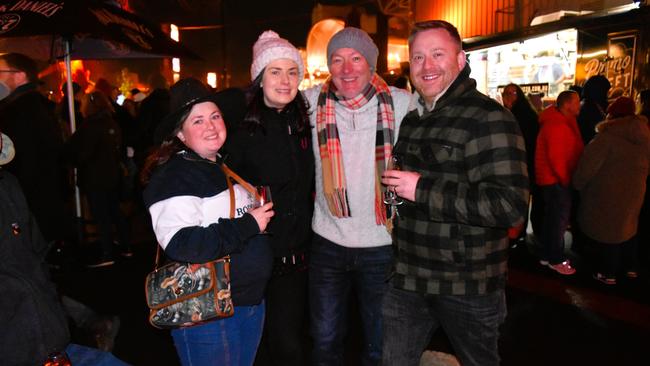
[303,27,410,366]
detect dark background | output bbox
[129,0,319,87]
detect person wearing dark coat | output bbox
[0,159,70,365]
[59,81,84,133]
[636,89,650,267]
[0,53,68,244]
[502,83,543,238]
[573,97,650,284]
[1,134,128,365]
[66,91,132,267]
[578,75,611,145]
[223,31,314,366]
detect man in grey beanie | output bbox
[303,27,410,365]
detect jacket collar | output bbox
[178,149,224,165]
[409,63,475,117]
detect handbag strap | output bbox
[153,163,255,270]
[220,163,258,200]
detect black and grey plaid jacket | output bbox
[392,65,529,296]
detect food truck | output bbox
[463,4,650,102]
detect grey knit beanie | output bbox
[327,27,378,72]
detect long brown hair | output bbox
[241,71,310,137]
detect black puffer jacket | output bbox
[0,170,70,365]
[0,83,66,241]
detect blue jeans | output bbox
[309,234,393,366]
[382,286,507,366]
[171,303,265,366]
[65,343,129,365]
[540,184,572,264]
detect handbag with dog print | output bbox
[145,163,258,329]
[146,257,233,329]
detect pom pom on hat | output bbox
[250,30,304,81]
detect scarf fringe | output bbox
[325,188,351,218]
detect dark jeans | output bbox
[540,184,572,264]
[382,286,507,366]
[85,190,130,257]
[569,188,588,252]
[309,234,392,366]
[592,236,639,278]
[254,269,308,366]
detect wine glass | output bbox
[254,186,273,234]
[383,154,404,206]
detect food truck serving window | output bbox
[467,29,578,102]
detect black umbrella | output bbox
[0,0,197,224]
[0,0,197,131]
[0,0,197,60]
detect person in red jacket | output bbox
[535,90,584,275]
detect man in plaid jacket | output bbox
[381,21,529,366]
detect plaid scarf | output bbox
[316,73,396,225]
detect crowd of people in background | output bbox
[0,16,649,366]
[502,73,650,285]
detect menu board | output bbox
[607,33,636,98]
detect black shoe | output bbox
[85,254,115,268]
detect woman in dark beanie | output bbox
[223,30,313,366]
[141,78,274,366]
[573,96,650,285]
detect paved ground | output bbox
[51,210,650,366]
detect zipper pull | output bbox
[11,222,20,236]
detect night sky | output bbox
[130,0,320,87]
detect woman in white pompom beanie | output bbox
[250,30,304,82]
[223,30,313,366]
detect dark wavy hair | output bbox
[241,71,310,137]
[504,83,537,116]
